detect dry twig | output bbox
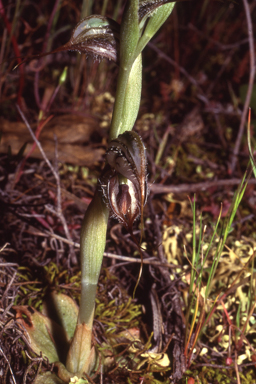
[16,105,76,266]
[0,345,17,384]
[150,178,256,195]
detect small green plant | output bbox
[184,177,249,366]
[14,1,179,383]
[183,153,256,377]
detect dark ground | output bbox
[0,0,256,383]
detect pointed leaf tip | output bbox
[139,0,177,28]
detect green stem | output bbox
[68,0,177,375]
[79,191,109,325]
[66,192,108,374]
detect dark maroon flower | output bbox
[99,131,148,230]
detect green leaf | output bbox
[118,54,142,134]
[14,306,69,363]
[120,0,140,67]
[34,372,65,384]
[136,2,175,57]
[42,292,79,341]
[139,0,177,29]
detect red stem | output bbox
[34,0,61,110]
[0,0,24,105]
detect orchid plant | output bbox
[14,1,178,383]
